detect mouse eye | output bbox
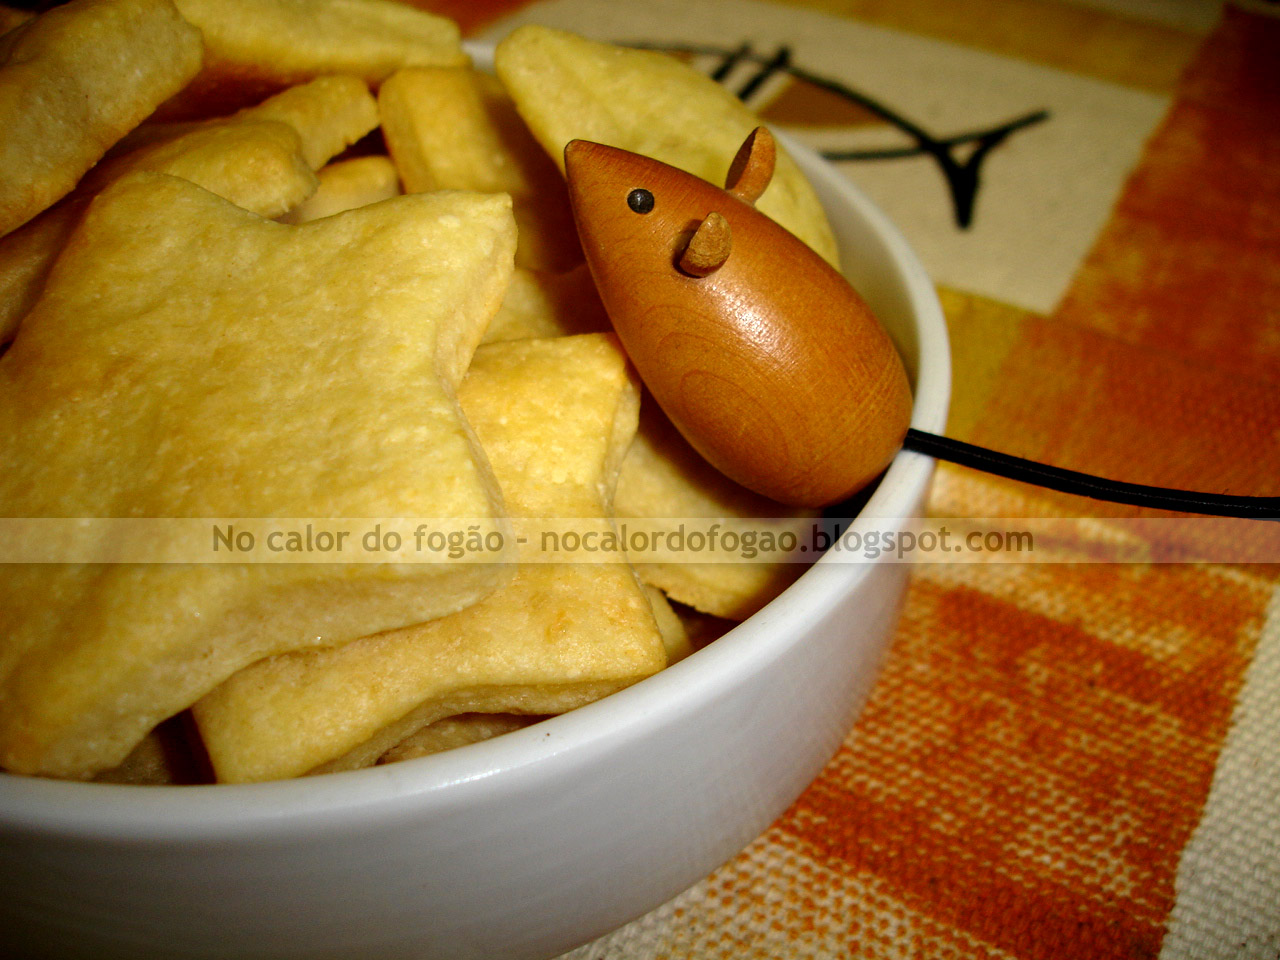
[626,188,655,214]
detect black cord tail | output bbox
[902,429,1280,520]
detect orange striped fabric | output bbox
[1056,9,1280,384]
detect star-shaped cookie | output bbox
[0,74,382,344]
[194,335,670,782]
[0,172,517,778]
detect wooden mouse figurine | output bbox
[564,127,913,507]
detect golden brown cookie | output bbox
[160,0,465,119]
[0,0,203,236]
[379,65,581,270]
[278,156,400,224]
[194,335,669,783]
[0,174,516,778]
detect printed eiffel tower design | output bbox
[633,41,1049,229]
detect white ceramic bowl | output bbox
[0,86,950,960]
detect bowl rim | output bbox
[0,54,951,835]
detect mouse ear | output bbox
[725,126,776,206]
[678,211,732,277]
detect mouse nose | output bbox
[563,138,598,184]
[564,139,639,256]
[563,139,603,213]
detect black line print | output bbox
[710,42,752,83]
[734,45,791,101]
[629,41,1050,229]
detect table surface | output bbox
[426,1,1279,956]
